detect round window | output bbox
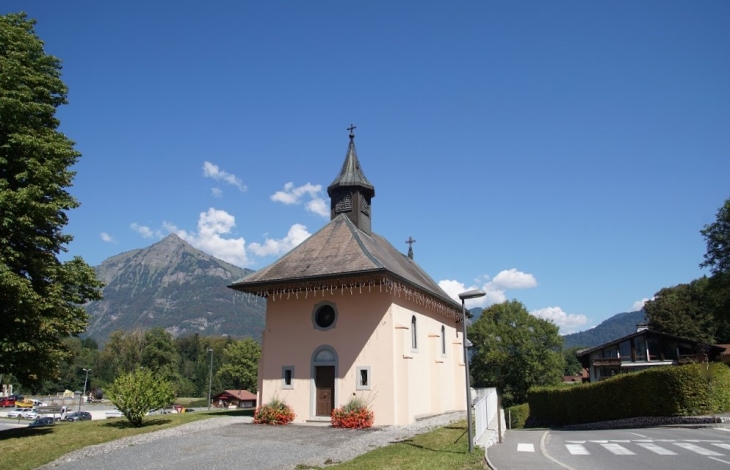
[315,305,336,329]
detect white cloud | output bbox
[306,198,329,218]
[100,232,114,242]
[211,187,223,198]
[439,268,538,308]
[130,223,162,239]
[632,297,653,311]
[165,208,249,267]
[271,182,328,218]
[492,269,538,289]
[248,223,311,257]
[202,161,246,191]
[531,307,590,334]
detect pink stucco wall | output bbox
[258,288,466,425]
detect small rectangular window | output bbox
[356,366,371,391]
[282,366,294,389]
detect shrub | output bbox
[507,403,530,429]
[107,367,175,427]
[253,397,295,425]
[331,397,374,429]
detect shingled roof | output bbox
[228,214,461,314]
[229,127,462,320]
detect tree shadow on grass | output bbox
[102,418,172,429]
[0,426,55,441]
[389,439,466,455]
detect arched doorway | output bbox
[311,346,337,417]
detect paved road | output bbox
[488,426,730,470]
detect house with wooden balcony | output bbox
[576,326,725,383]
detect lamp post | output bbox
[207,348,214,410]
[79,368,91,412]
[459,289,486,453]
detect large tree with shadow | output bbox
[0,13,103,389]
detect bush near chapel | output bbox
[527,363,730,427]
[331,397,374,429]
[253,398,295,425]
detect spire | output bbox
[327,125,375,234]
[327,125,375,197]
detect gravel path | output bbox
[41,411,466,470]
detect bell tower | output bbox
[327,125,375,235]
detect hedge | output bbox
[507,403,530,429]
[527,363,730,427]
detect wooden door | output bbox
[315,366,335,416]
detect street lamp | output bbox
[79,368,91,413]
[207,348,214,410]
[459,289,486,453]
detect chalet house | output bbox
[577,327,725,383]
[211,390,257,408]
[229,128,467,425]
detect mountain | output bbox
[83,234,265,344]
[562,310,647,349]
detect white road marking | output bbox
[629,432,647,438]
[517,443,534,452]
[566,440,586,444]
[634,439,653,442]
[655,439,677,442]
[589,440,608,444]
[716,428,730,433]
[713,443,730,451]
[636,443,677,455]
[609,440,630,443]
[709,457,730,465]
[673,442,724,456]
[601,443,635,455]
[566,444,590,455]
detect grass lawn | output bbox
[303,420,486,470]
[0,409,253,470]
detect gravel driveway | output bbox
[41,412,465,470]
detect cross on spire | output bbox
[347,124,356,139]
[406,236,416,260]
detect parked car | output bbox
[7,407,25,418]
[20,410,38,420]
[105,409,123,418]
[28,417,55,428]
[0,397,16,407]
[65,411,92,422]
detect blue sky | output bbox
[4,1,728,334]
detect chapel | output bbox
[228,127,467,425]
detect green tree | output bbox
[108,367,175,427]
[216,337,260,393]
[644,278,716,344]
[700,197,730,342]
[469,300,564,407]
[701,197,730,277]
[0,13,103,388]
[94,329,146,386]
[563,346,584,376]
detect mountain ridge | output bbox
[83,234,265,344]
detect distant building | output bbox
[211,390,257,408]
[229,128,467,425]
[576,327,725,383]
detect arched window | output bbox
[441,325,446,356]
[411,315,418,350]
